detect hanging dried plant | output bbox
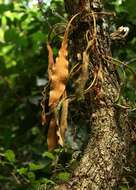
[43,13,80,150]
[76,12,97,98]
[48,35,68,108]
[49,13,80,108]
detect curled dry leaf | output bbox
[46,28,69,150]
[49,34,68,108]
[57,91,68,146]
[47,36,68,149]
[41,112,46,126]
[42,13,80,150]
[49,13,80,108]
[47,114,58,151]
[75,12,97,98]
[78,51,89,98]
[40,44,54,126]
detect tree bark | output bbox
[49,0,130,189]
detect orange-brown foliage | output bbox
[42,13,80,150]
[49,33,68,108]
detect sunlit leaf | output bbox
[29,163,45,171]
[5,149,15,162]
[57,172,70,181]
[42,151,55,160]
[17,167,28,175]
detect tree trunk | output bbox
[50,0,131,189]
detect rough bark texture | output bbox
[49,0,130,189]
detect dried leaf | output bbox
[41,112,46,126]
[47,114,58,151]
[49,13,80,108]
[46,13,80,150]
[81,51,89,94]
[49,34,68,108]
[75,12,97,98]
[57,91,68,146]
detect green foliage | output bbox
[56,172,70,182]
[124,0,136,23]
[0,0,67,189]
[0,0,136,190]
[5,149,16,163]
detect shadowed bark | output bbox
[48,0,131,189]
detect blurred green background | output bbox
[0,0,136,189]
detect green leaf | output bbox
[121,186,129,190]
[29,163,45,171]
[27,171,35,182]
[57,172,70,182]
[20,14,28,23]
[38,178,55,185]
[42,152,55,160]
[5,149,15,162]
[53,47,58,56]
[124,0,136,23]
[0,4,14,15]
[0,44,14,56]
[17,167,28,175]
[4,28,20,44]
[32,31,45,42]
